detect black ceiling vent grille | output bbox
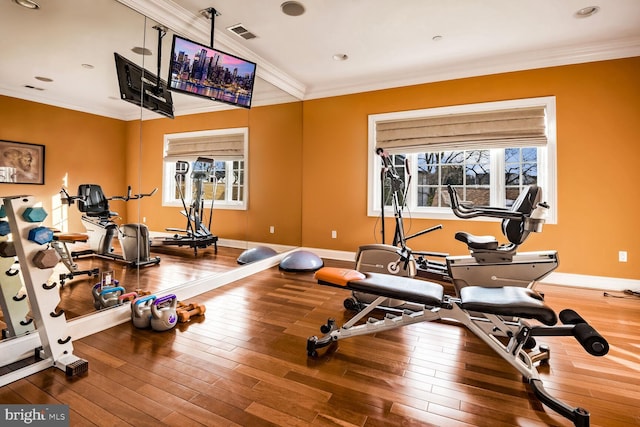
[227,24,257,40]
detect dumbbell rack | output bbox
[0,232,36,339]
[1,195,88,386]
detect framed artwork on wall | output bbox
[0,140,45,185]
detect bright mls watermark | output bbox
[1,405,68,426]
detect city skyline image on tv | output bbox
[168,34,257,109]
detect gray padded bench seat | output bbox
[347,273,444,307]
[460,286,557,326]
[315,268,557,326]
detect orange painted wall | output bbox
[302,57,640,280]
[131,102,303,245]
[2,57,638,281]
[0,95,127,232]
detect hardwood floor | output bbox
[55,244,246,319]
[1,258,639,426]
[0,244,246,330]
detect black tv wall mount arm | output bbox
[201,7,221,48]
[152,24,167,94]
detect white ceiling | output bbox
[1,0,639,121]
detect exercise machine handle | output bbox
[111,186,158,201]
[60,187,74,205]
[405,224,443,241]
[447,185,527,220]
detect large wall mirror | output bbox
[0,0,302,352]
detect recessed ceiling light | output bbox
[332,54,348,61]
[34,76,53,82]
[575,6,600,18]
[131,46,153,56]
[281,1,305,17]
[432,35,443,42]
[13,0,40,10]
[81,64,95,69]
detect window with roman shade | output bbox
[367,97,557,223]
[162,128,248,210]
[164,131,245,161]
[375,106,547,154]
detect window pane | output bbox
[465,150,490,186]
[441,151,464,164]
[523,164,537,185]
[174,162,188,200]
[465,187,490,205]
[232,160,245,202]
[417,154,438,185]
[212,160,226,201]
[505,164,521,186]
[505,148,520,163]
[522,147,537,162]
[381,154,407,208]
[418,186,440,207]
[441,165,463,186]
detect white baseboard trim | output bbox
[301,247,640,292]
[303,247,356,263]
[539,272,640,291]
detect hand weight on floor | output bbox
[131,295,156,329]
[150,294,178,332]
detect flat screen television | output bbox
[167,34,257,109]
[114,52,175,119]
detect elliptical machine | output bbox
[350,148,448,309]
[61,185,160,268]
[154,157,218,255]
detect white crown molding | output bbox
[117,0,306,100]
[304,36,640,100]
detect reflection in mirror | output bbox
[0,0,302,346]
[0,203,36,340]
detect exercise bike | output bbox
[439,184,557,292]
[61,185,160,268]
[351,148,558,309]
[153,157,218,255]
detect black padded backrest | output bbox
[77,184,110,216]
[502,185,541,245]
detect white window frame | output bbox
[162,128,249,211]
[368,97,557,223]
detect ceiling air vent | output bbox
[227,24,257,40]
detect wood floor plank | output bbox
[2,258,640,426]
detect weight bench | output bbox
[307,267,609,427]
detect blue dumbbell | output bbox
[28,226,54,245]
[0,221,10,236]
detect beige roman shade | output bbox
[165,132,245,160]
[376,106,547,154]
